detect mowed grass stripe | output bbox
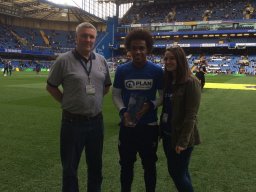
[6,83,46,89]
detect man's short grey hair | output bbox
[76,22,97,35]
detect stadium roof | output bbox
[0,0,105,23]
[97,0,155,4]
[97,0,196,4]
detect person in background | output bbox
[126,51,132,61]
[3,60,9,76]
[8,61,13,76]
[35,62,41,75]
[46,22,112,192]
[112,29,163,192]
[195,66,206,89]
[160,46,201,192]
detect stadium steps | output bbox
[10,31,28,46]
[40,30,50,46]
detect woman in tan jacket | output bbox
[160,46,201,192]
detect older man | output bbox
[46,22,111,192]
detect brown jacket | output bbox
[170,75,201,148]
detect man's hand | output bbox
[136,102,151,120]
[175,146,186,154]
[123,112,134,127]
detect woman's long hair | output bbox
[163,46,191,90]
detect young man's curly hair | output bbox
[125,29,153,53]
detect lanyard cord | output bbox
[78,57,92,83]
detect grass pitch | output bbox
[0,72,256,192]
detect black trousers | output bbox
[118,124,159,192]
[3,67,8,75]
[61,111,104,192]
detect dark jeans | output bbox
[162,133,194,192]
[60,112,104,192]
[3,67,8,75]
[118,124,159,192]
[201,82,205,89]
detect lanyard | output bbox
[79,57,92,83]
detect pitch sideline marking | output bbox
[205,83,256,91]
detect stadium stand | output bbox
[0,0,112,71]
[120,0,256,24]
[0,0,256,75]
[115,0,256,75]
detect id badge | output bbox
[86,84,96,95]
[162,113,168,123]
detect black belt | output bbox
[62,110,102,121]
